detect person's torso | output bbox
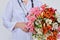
[11,0,42,40]
[12,0,42,22]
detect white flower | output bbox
[38,31,42,34]
[57,18,60,23]
[35,19,41,25]
[52,22,58,30]
[33,38,38,40]
[35,28,42,35]
[32,36,36,40]
[45,19,52,24]
[35,28,40,32]
[35,21,39,25]
[55,11,60,18]
[37,29,42,34]
[55,11,60,23]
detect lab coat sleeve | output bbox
[2,0,17,31]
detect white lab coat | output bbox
[2,0,42,40]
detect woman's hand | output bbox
[14,22,29,32]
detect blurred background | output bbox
[0,0,60,40]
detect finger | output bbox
[27,28,30,31]
[23,28,29,32]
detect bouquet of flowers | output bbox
[26,4,60,40]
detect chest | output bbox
[13,0,40,17]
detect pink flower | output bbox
[26,21,34,32]
[57,26,60,32]
[27,15,36,22]
[26,21,32,27]
[57,33,60,39]
[34,10,41,17]
[40,4,47,10]
[29,24,34,32]
[30,7,39,13]
[29,7,41,16]
[30,16,36,22]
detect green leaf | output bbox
[37,24,42,28]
